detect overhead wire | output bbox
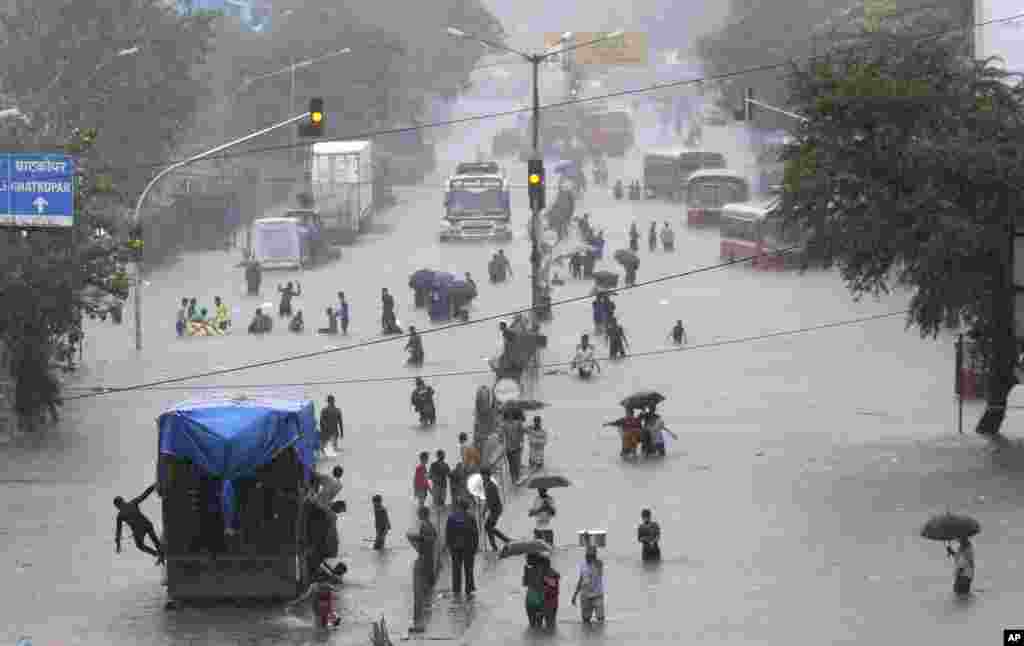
[62,246,804,401]
[64,310,908,393]
[82,9,1024,179]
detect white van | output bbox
[250,217,306,269]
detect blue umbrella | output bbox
[432,272,455,288]
[409,269,436,290]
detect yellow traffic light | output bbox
[529,174,540,185]
[311,111,323,124]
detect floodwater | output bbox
[3,116,1023,646]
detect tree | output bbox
[778,14,1024,435]
[696,0,973,130]
[0,0,218,428]
[0,0,218,202]
[0,126,129,429]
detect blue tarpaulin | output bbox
[158,397,318,482]
[158,397,318,530]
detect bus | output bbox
[685,169,750,227]
[440,170,512,241]
[719,199,806,269]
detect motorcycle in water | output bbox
[613,180,624,200]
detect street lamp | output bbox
[445,26,623,324]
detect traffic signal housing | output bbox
[528,159,545,211]
[298,98,325,138]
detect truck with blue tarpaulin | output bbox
[156,397,323,602]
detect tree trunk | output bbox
[976,187,1016,436]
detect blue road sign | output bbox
[0,152,76,229]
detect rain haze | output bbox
[2,0,1023,645]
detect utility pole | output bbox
[530,55,542,323]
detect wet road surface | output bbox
[3,124,1023,646]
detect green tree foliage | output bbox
[0,0,218,199]
[0,127,128,428]
[696,0,973,129]
[0,0,218,428]
[778,16,1024,433]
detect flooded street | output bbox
[3,129,1023,646]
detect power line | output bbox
[84,10,1024,180]
[64,310,908,393]
[61,246,802,401]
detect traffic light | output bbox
[298,98,325,137]
[528,159,545,211]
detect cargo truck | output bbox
[309,140,374,244]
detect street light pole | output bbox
[529,55,542,322]
[445,27,622,325]
[132,110,313,351]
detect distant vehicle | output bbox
[456,161,500,175]
[718,199,805,269]
[643,150,727,201]
[441,169,512,241]
[685,169,750,227]
[248,216,322,269]
[310,140,374,244]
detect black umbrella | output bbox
[920,513,980,541]
[525,474,571,489]
[620,390,665,410]
[614,248,639,268]
[501,398,548,413]
[593,270,619,288]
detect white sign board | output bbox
[976,0,1024,78]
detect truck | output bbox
[309,140,374,244]
[440,164,512,241]
[643,149,727,201]
[157,397,323,602]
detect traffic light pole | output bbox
[131,110,312,351]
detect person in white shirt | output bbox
[312,466,344,512]
[529,488,556,545]
[947,537,975,595]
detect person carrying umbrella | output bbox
[529,487,556,546]
[921,512,979,596]
[948,537,975,595]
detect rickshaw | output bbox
[685,169,750,227]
